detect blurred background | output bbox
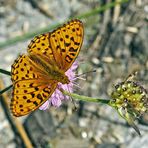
[0,0,148,147]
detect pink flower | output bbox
[39,61,78,110]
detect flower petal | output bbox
[39,100,50,110]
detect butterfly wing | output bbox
[27,19,83,71]
[49,19,84,71]
[11,55,58,117]
[27,33,56,66]
[11,19,83,116]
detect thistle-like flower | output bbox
[109,72,148,135]
[39,61,78,110]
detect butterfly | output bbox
[11,19,84,117]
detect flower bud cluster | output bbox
[110,80,148,118]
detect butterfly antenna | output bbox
[76,69,96,77]
[73,69,96,80]
[67,70,97,110]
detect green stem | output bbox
[77,0,128,19]
[0,0,128,49]
[62,90,110,104]
[0,69,11,76]
[0,84,13,95]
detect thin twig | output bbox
[113,0,121,25]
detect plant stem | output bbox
[62,90,110,104]
[0,84,13,95]
[0,69,11,76]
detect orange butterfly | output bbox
[11,19,84,117]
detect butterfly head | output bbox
[60,75,70,84]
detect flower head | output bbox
[109,79,148,135]
[39,61,78,110]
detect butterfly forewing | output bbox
[49,19,84,71]
[27,33,55,65]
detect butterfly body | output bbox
[11,19,84,117]
[29,53,70,84]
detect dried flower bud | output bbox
[109,79,148,135]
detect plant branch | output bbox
[0,84,13,95]
[0,69,11,76]
[62,90,110,104]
